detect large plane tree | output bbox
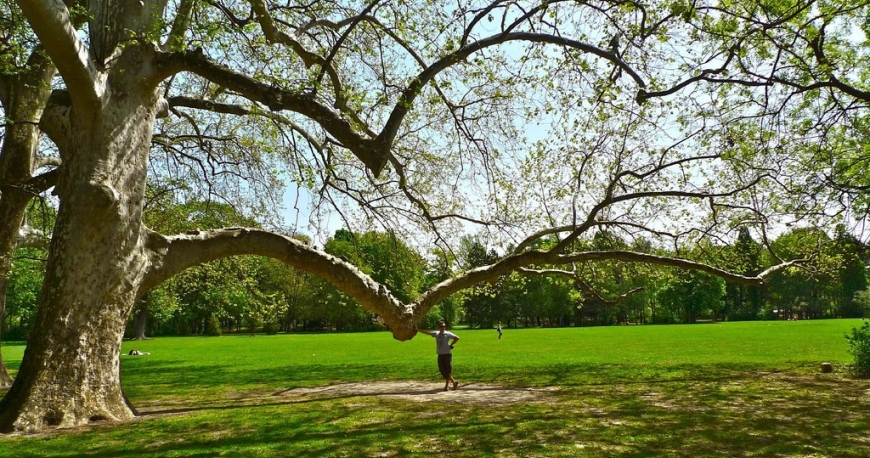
[0,0,857,433]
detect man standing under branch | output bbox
[420,321,460,391]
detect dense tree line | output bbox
[4,209,867,339]
[456,226,869,328]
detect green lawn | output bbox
[1,319,869,457]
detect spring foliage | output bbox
[845,321,870,378]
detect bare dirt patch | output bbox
[273,381,557,406]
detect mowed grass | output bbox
[1,319,869,457]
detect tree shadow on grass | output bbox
[121,358,857,409]
[100,359,870,458]
[37,411,539,458]
[561,367,870,457]
[28,383,870,458]
[5,367,870,458]
[121,358,423,404]
[138,380,552,417]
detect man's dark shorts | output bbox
[437,354,452,379]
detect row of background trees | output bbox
[5,199,867,340]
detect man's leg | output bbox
[439,355,451,391]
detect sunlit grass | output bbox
[1,319,869,457]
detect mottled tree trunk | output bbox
[0,51,160,431]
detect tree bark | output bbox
[132,296,150,341]
[0,277,11,387]
[0,46,56,390]
[0,37,161,430]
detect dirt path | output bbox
[4,381,554,438]
[273,381,557,405]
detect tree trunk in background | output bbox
[132,296,150,340]
[0,277,11,387]
[0,48,56,390]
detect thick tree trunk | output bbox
[0,291,133,431]
[0,152,152,429]
[0,52,160,431]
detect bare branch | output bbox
[156,49,389,175]
[519,266,644,306]
[380,31,647,148]
[167,96,249,116]
[557,250,794,287]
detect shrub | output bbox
[263,321,280,335]
[205,314,222,337]
[244,315,263,335]
[845,321,870,377]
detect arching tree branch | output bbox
[141,227,416,339]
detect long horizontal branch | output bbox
[140,227,416,339]
[414,245,798,320]
[140,228,806,342]
[771,75,870,103]
[638,76,770,104]
[167,96,250,116]
[556,250,803,287]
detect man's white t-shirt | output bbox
[430,331,458,355]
